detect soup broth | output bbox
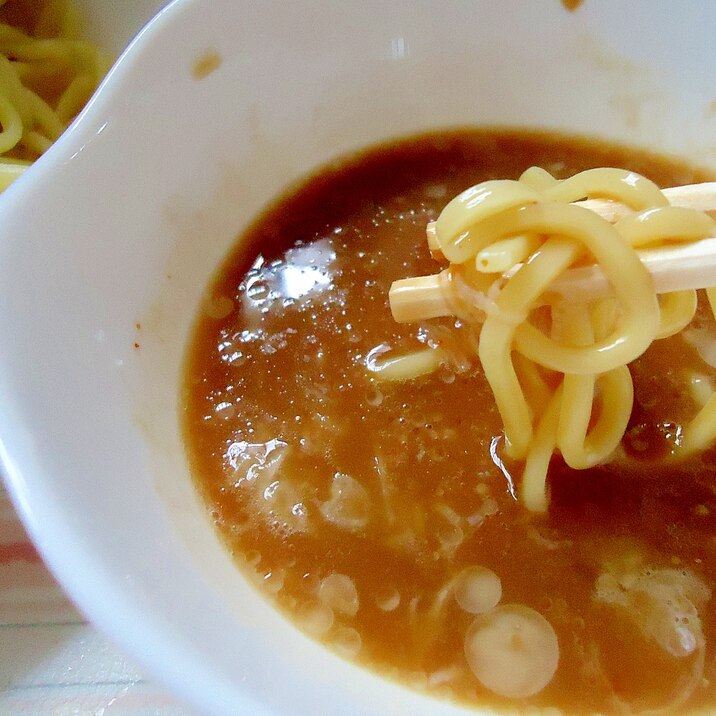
[182,130,716,713]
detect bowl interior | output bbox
[2,1,716,714]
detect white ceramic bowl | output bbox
[2,1,716,714]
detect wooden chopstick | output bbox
[577,181,716,221]
[390,182,716,323]
[551,236,716,299]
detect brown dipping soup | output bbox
[182,129,716,713]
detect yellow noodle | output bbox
[681,394,716,455]
[36,0,81,40]
[24,88,63,138]
[655,290,697,340]
[534,300,632,471]
[680,287,716,454]
[553,302,597,467]
[541,167,668,209]
[0,91,22,151]
[474,234,542,273]
[478,317,533,459]
[519,165,559,190]
[367,348,446,381]
[0,35,69,62]
[22,128,50,153]
[559,367,633,470]
[0,156,28,189]
[55,71,93,122]
[688,372,714,409]
[707,286,716,315]
[589,297,618,340]
[513,352,554,420]
[521,388,562,513]
[0,54,32,123]
[616,206,715,247]
[434,181,541,263]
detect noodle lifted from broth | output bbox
[383,167,716,511]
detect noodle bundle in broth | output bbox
[388,167,716,511]
[183,130,716,714]
[0,0,109,187]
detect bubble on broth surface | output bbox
[242,550,261,567]
[594,555,710,658]
[263,569,285,594]
[454,566,502,615]
[257,477,309,534]
[204,295,234,319]
[296,599,335,636]
[319,573,360,617]
[375,586,401,612]
[464,605,559,698]
[427,665,463,687]
[226,438,287,480]
[437,522,464,557]
[684,325,716,370]
[331,626,362,658]
[226,440,312,535]
[319,472,371,532]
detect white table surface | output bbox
[0,483,195,715]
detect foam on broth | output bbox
[182,129,716,713]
